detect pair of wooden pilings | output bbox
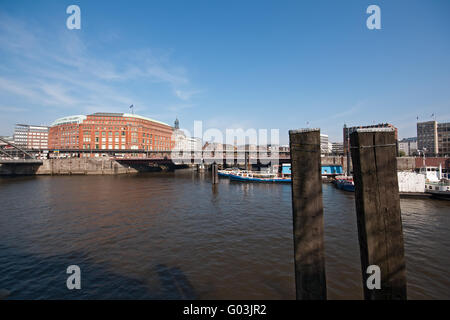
[289,128,406,300]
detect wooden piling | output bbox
[244,151,249,171]
[350,128,407,300]
[211,162,218,184]
[289,129,327,300]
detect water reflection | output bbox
[0,170,449,299]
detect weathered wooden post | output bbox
[350,128,407,300]
[211,162,218,184]
[244,151,248,171]
[289,129,327,300]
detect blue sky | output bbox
[0,0,449,143]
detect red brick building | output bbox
[49,113,174,153]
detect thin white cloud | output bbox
[174,89,202,101]
[39,83,79,106]
[0,12,199,121]
[0,106,29,112]
[0,13,38,52]
[0,77,41,101]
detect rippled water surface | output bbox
[0,170,449,299]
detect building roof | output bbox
[90,112,123,117]
[399,137,417,142]
[15,124,49,129]
[89,112,170,127]
[122,113,170,127]
[51,113,171,127]
[51,115,87,127]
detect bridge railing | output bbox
[0,137,37,160]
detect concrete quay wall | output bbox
[0,158,140,175]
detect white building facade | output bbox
[14,124,49,149]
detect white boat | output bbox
[229,170,291,183]
[415,164,450,199]
[425,180,450,200]
[218,168,240,177]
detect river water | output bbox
[0,169,449,299]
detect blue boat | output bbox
[218,171,231,177]
[281,163,343,177]
[335,178,355,192]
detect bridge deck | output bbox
[0,160,43,164]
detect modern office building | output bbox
[343,123,398,153]
[320,134,331,155]
[48,113,174,152]
[417,121,438,155]
[437,122,450,156]
[13,124,49,149]
[416,120,450,156]
[398,137,417,156]
[331,142,344,155]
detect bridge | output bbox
[0,142,346,167]
[111,151,347,175]
[0,142,349,175]
[0,137,43,164]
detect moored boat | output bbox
[228,170,291,183]
[335,176,355,192]
[425,180,450,200]
[218,168,239,177]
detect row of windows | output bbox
[81,130,171,139]
[55,129,171,139]
[80,144,172,151]
[82,124,170,134]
